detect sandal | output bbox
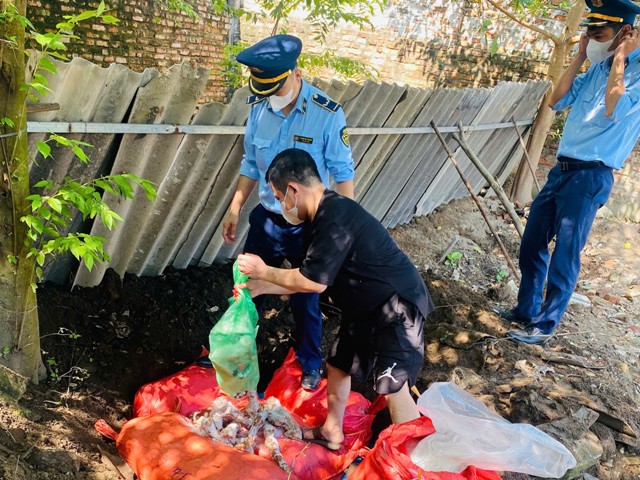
[301,426,342,451]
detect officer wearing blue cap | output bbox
[499,0,640,344]
[222,34,355,390]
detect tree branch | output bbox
[485,0,561,44]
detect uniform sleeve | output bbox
[553,71,589,112]
[323,108,355,182]
[299,221,352,286]
[239,107,260,180]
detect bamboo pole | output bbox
[510,116,541,194]
[431,121,520,282]
[452,122,524,238]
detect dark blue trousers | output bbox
[514,164,614,333]
[243,204,323,372]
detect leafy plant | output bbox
[444,251,463,268]
[157,0,198,19]
[25,1,119,102]
[5,1,158,290]
[41,328,89,390]
[0,1,156,385]
[23,174,155,285]
[208,0,384,89]
[496,267,509,282]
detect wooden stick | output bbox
[26,103,60,114]
[431,121,520,282]
[510,116,541,193]
[453,122,524,238]
[541,351,605,370]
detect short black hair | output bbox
[266,148,322,192]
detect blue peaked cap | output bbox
[236,34,303,98]
[582,0,640,26]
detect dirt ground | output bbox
[0,175,639,479]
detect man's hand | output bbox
[577,32,589,59]
[616,26,640,58]
[236,279,273,298]
[237,253,268,279]
[222,210,239,244]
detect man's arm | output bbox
[549,33,589,108]
[335,179,354,199]
[606,26,640,116]
[222,175,258,244]
[237,253,327,294]
[237,279,296,297]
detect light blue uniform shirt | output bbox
[553,47,640,170]
[239,80,355,213]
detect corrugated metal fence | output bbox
[26,58,550,287]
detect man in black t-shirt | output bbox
[237,148,434,450]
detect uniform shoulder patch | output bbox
[246,95,266,105]
[312,93,340,112]
[340,126,350,147]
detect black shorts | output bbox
[327,294,425,395]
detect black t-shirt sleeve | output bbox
[299,221,353,286]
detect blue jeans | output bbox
[514,164,614,333]
[243,204,323,372]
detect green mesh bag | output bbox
[208,260,259,396]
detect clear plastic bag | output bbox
[208,260,259,396]
[411,382,576,478]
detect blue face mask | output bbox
[280,187,303,225]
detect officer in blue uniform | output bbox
[501,0,640,344]
[222,34,355,390]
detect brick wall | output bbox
[241,0,556,89]
[27,0,231,103]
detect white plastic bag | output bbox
[411,382,576,478]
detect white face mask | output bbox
[268,84,296,112]
[280,187,303,225]
[586,29,621,64]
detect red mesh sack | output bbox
[95,412,295,480]
[265,348,387,480]
[349,416,502,480]
[133,349,227,417]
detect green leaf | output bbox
[38,56,57,74]
[50,134,71,147]
[72,10,98,22]
[1,117,15,128]
[490,38,499,57]
[101,15,119,25]
[47,51,69,61]
[94,179,115,195]
[96,1,106,16]
[7,255,17,264]
[28,195,43,211]
[36,141,51,159]
[113,176,134,197]
[55,21,75,31]
[100,209,115,230]
[36,251,45,266]
[33,179,53,189]
[34,33,49,46]
[139,180,158,201]
[72,145,89,163]
[47,197,63,213]
[84,254,94,272]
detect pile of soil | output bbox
[0,189,639,479]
